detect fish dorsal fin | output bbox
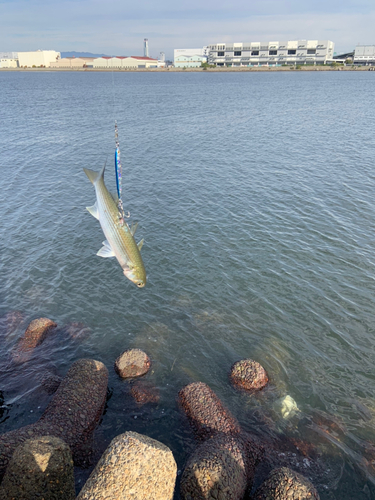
[130,222,138,236]
[86,202,99,220]
[97,241,115,258]
[137,238,144,251]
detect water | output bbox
[1,70,375,498]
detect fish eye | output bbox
[137,282,144,287]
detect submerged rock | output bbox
[0,310,25,340]
[38,370,63,395]
[0,435,75,500]
[114,348,151,379]
[180,433,255,500]
[252,466,320,500]
[0,358,108,479]
[11,317,57,363]
[230,359,268,392]
[63,322,91,342]
[178,382,241,440]
[77,431,177,500]
[130,380,160,405]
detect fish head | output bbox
[123,267,146,288]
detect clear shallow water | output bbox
[0,70,375,498]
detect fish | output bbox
[83,164,146,288]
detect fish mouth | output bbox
[123,268,146,288]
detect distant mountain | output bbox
[61,51,111,58]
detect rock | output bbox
[77,431,177,500]
[39,370,63,395]
[180,433,255,500]
[114,348,151,379]
[0,358,108,479]
[230,359,268,392]
[0,436,75,500]
[11,317,57,363]
[0,311,24,339]
[130,380,160,404]
[64,322,91,341]
[178,382,241,440]
[252,467,320,500]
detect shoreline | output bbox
[0,65,373,72]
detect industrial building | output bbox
[354,45,375,65]
[18,50,60,67]
[0,58,18,68]
[207,40,335,66]
[174,48,208,67]
[92,56,158,69]
[174,54,207,68]
[50,57,95,68]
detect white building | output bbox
[0,58,18,68]
[0,52,18,59]
[92,56,158,69]
[174,48,208,66]
[208,40,335,66]
[50,57,95,68]
[354,45,375,65]
[18,50,60,68]
[174,54,207,68]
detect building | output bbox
[0,58,18,68]
[92,56,158,69]
[208,40,335,66]
[144,39,149,57]
[50,57,95,68]
[158,52,166,68]
[128,56,158,68]
[174,54,207,68]
[354,45,375,65]
[174,48,208,66]
[0,51,18,59]
[18,50,60,68]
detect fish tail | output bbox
[83,163,106,185]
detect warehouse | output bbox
[92,56,158,69]
[0,58,18,68]
[208,40,335,66]
[18,50,60,68]
[174,54,207,68]
[50,57,95,68]
[354,45,375,65]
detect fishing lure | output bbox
[114,122,127,226]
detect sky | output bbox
[1,0,374,60]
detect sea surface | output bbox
[0,70,375,498]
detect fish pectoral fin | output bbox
[137,238,144,251]
[130,222,138,236]
[97,242,116,258]
[86,202,99,220]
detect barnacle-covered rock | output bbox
[130,380,160,404]
[0,358,108,479]
[230,359,268,392]
[11,317,57,363]
[181,433,256,500]
[178,382,241,440]
[0,436,75,500]
[252,466,320,500]
[77,431,177,500]
[114,348,151,379]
